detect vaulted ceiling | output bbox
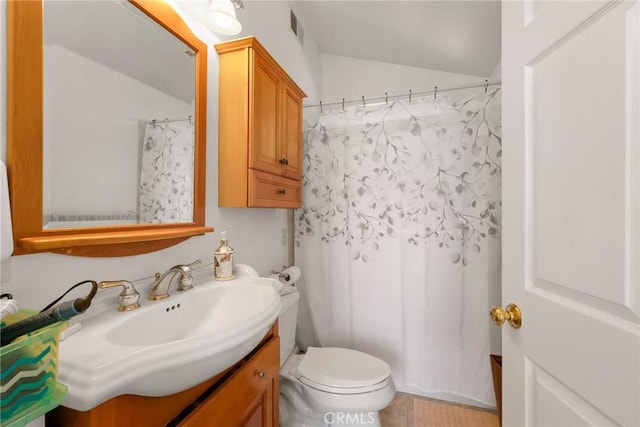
[292,1,501,77]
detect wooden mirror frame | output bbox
[7,0,213,257]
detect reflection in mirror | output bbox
[43,1,195,229]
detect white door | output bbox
[502,1,640,426]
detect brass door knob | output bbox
[490,303,522,329]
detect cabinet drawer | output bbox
[249,169,301,208]
[179,337,280,427]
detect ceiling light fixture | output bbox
[206,0,244,36]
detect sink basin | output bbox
[57,276,280,411]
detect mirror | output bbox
[43,1,196,229]
[7,0,213,256]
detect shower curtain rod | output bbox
[303,79,501,110]
[149,115,192,126]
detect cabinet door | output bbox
[250,54,281,176]
[280,85,303,180]
[179,337,280,427]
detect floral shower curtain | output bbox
[139,120,194,223]
[295,88,502,406]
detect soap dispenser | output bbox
[214,231,235,280]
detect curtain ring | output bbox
[385,92,388,105]
[484,80,489,94]
[362,96,365,108]
[434,86,437,100]
[320,101,323,113]
[342,98,345,111]
[409,89,412,103]
[188,115,192,126]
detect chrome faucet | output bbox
[148,260,201,301]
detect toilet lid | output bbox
[296,347,391,388]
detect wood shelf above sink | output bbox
[16,226,214,257]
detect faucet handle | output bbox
[99,280,141,312]
[184,260,201,271]
[177,275,194,292]
[176,260,201,291]
[169,260,201,275]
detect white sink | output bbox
[57,275,280,411]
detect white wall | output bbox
[0,1,322,310]
[320,54,486,108]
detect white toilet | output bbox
[278,285,396,427]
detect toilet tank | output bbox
[278,287,299,367]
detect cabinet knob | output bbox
[279,158,289,165]
[256,370,267,379]
[277,189,287,195]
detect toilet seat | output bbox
[294,347,391,394]
[298,375,392,395]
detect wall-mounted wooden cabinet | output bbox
[216,37,306,208]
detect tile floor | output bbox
[380,392,499,427]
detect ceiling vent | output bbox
[290,10,304,46]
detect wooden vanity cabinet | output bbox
[47,325,279,427]
[216,36,306,208]
[179,336,279,426]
